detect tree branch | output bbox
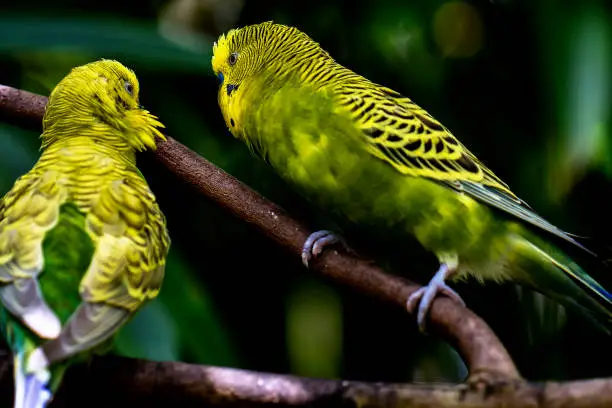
[0,84,519,383]
[1,351,611,408]
[3,83,612,406]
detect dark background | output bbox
[1,0,612,385]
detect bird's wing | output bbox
[335,84,593,255]
[0,170,67,339]
[39,172,171,365]
[82,172,170,311]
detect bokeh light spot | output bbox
[433,1,484,58]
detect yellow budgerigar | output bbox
[211,21,612,332]
[0,60,170,408]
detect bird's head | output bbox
[42,59,165,151]
[211,21,324,136]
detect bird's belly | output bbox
[269,136,506,270]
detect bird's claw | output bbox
[301,230,344,267]
[406,263,464,332]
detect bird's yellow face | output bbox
[212,22,327,142]
[43,59,165,151]
[212,22,286,138]
[211,28,252,138]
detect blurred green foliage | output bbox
[1,0,612,385]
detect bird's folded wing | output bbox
[337,84,592,254]
[0,170,67,339]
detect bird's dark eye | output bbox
[124,81,134,96]
[228,52,239,66]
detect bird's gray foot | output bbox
[301,230,344,267]
[406,263,464,332]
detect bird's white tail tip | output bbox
[13,352,52,408]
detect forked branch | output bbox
[0,84,518,383]
[6,84,609,407]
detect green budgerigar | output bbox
[0,60,170,408]
[211,21,612,332]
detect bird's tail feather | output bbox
[13,351,52,408]
[514,285,568,343]
[511,231,612,333]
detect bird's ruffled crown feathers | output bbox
[42,59,166,152]
[211,21,331,72]
[212,21,276,63]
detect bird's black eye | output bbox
[228,52,239,66]
[124,81,134,96]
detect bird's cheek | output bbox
[217,88,226,108]
[218,97,232,131]
[217,92,228,117]
[226,99,237,131]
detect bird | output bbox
[210,21,612,334]
[0,59,171,408]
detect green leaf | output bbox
[0,14,213,74]
[0,124,39,194]
[114,299,179,362]
[546,5,612,198]
[286,278,343,378]
[155,249,240,366]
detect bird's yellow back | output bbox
[0,59,171,408]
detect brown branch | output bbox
[154,135,519,384]
[0,84,518,383]
[0,351,611,408]
[0,85,532,396]
[4,83,612,406]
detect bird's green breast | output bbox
[39,201,94,324]
[240,77,507,264]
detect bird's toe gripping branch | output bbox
[301,230,347,267]
[406,262,465,332]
